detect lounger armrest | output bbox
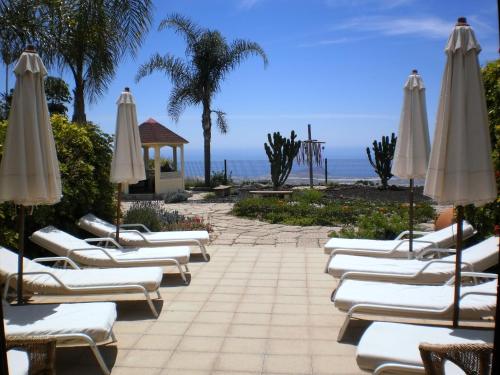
[393,239,438,251]
[3,271,67,299]
[119,223,151,233]
[445,272,497,285]
[68,246,181,266]
[32,257,81,270]
[115,230,204,247]
[67,247,118,262]
[347,302,450,316]
[84,237,122,249]
[394,230,432,240]
[417,259,474,275]
[417,248,456,259]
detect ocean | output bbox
[184,159,383,184]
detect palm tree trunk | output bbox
[202,102,211,186]
[72,74,86,123]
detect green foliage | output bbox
[163,190,190,203]
[463,60,500,238]
[210,170,232,188]
[264,131,301,189]
[136,13,268,185]
[0,114,115,255]
[366,133,397,189]
[233,195,435,238]
[124,200,211,232]
[44,76,71,115]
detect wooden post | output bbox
[308,124,313,188]
[224,159,227,184]
[324,158,328,185]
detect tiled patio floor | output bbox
[50,244,367,374]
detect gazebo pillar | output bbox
[172,146,178,171]
[154,145,161,194]
[180,144,185,184]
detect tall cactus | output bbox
[264,131,301,189]
[366,133,397,189]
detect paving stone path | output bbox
[140,193,339,248]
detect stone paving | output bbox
[154,194,338,248]
[52,244,366,375]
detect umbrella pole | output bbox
[492,226,499,374]
[452,205,464,327]
[409,178,414,256]
[116,183,121,242]
[16,205,25,305]
[0,300,9,375]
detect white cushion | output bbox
[79,213,209,246]
[334,279,496,319]
[356,322,493,371]
[0,247,163,293]
[30,226,190,267]
[324,222,475,256]
[4,302,117,344]
[328,236,498,283]
[8,349,29,375]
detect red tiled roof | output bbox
[139,118,188,145]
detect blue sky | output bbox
[3,0,499,160]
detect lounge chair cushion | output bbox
[30,226,190,267]
[79,213,209,247]
[8,349,29,375]
[334,279,496,319]
[0,247,163,293]
[324,222,474,256]
[4,301,117,344]
[356,322,493,371]
[328,236,498,283]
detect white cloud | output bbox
[325,0,414,10]
[239,0,263,10]
[299,35,371,47]
[334,16,453,39]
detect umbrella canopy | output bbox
[110,88,145,184]
[0,51,61,205]
[424,19,497,327]
[110,88,145,241]
[0,49,61,374]
[392,70,430,255]
[392,70,430,179]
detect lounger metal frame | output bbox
[335,272,497,342]
[2,257,162,317]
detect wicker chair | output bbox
[6,336,56,375]
[419,342,493,375]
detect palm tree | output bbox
[46,0,153,123]
[136,14,268,186]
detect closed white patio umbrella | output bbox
[392,69,430,256]
[424,18,497,327]
[0,47,62,304]
[110,87,145,240]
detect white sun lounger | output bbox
[356,322,493,374]
[333,272,496,341]
[0,246,163,317]
[8,349,29,375]
[4,301,117,375]
[30,226,191,283]
[327,236,498,285]
[79,213,210,260]
[324,222,475,259]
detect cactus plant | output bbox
[264,131,301,189]
[366,133,397,189]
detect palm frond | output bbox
[212,109,228,134]
[159,13,201,51]
[168,84,197,122]
[135,53,190,85]
[226,39,269,72]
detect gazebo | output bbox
[124,118,189,195]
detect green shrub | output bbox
[292,189,324,204]
[0,114,115,256]
[210,170,232,187]
[124,200,212,232]
[333,211,409,240]
[164,190,190,203]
